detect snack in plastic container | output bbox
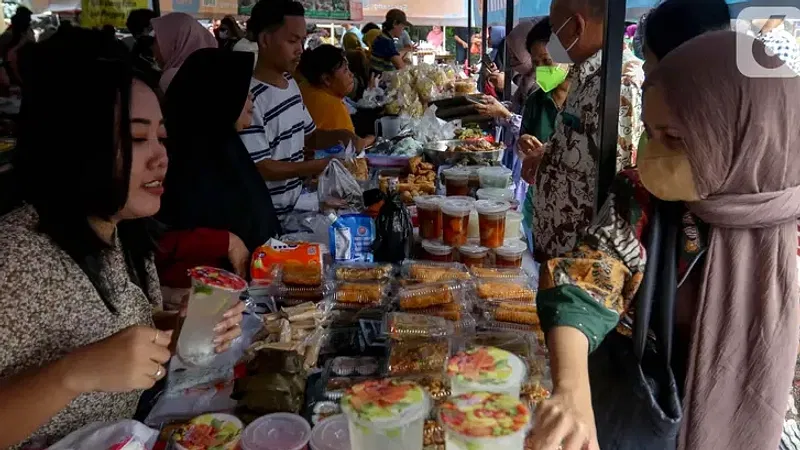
[388,338,450,376]
[416,195,445,240]
[310,415,350,450]
[398,280,469,310]
[386,312,451,339]
[439,392,531,450]
[174,413,242,450]
[341,379,430,450]
[505,210,523,240]
[239,413,311,450]
[492,303,540,326]
[409,302,465,321]
[469,266,526,279]
[402,260,471,283]
[476,187,514,203]
[393,374,451,402]
[521,379,552,406]
[332,262,394,282]
[312,401,342,425]
[443,167,472,197]
[477,166,512,189]
[493,240,528,268]
[424,419,445,447]
[420,240,454,262]
[441,199,473,247]
[458,243,489,267]
[446,346,528,398]
[356,357,379,376]
[475,200,510,248]
[476,280,536,303]
[283,263,323,287]
[333,281,389,307]
[273,282,333,305]
[331,357,359,377]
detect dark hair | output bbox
[220,15,245,39]
[362,22,379,34]
[14,28,161,312]
[526,17,551,51]
[644,0,730,61]
[299,44,346,85]
[247,0,305,37]
[126,9,157,36]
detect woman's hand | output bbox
[474,95,511,120]
[213,300,245,353]
[227,232,250,278]
[62,326,172,394]
[528,390,600,450]
[519,134,546,184]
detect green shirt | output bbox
[521,89,560,234]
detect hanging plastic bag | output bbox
[318,158,364,212]
[372,192,413,263]
[48,420,158,450]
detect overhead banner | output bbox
[361,0,467,26]
[160,0,238,17]
[296,0,363,20]
[81,0,148,27]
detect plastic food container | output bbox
[505,210,523,241]
[443,167,472,197]
[401,260,472,283]
[494,240,528,268]
[475,200,510,249]
[458,243,489,267]
[478,166,512,189]
[476,188,514,202]
[466,166,482,192]
[310,415,350,450]
[175,413,243,450]
[439,392,531,450]
[341,379,430,450]
[386,312,451,339]
[468,210,480,239]
[447,346,528,398]
[441,199,474,247]
[415,195,444,240]
[240,413,311,450]
[421,240,454,262]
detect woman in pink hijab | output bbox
[151,12,218,93]
[426,25,444,48]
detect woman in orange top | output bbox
[298,45,375,147]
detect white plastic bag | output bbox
[318,159,364,211]
[48,420,157,450]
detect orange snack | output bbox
[283,263,322,287]
[494,240,527,268]
[251,238,323,281]
[408,263,470,283]
[475,200,509,249]
[335,282,385,304]
[477,282,536,302]
[399,287,454,310]
[458,244,488,268]
[441,199,473,247]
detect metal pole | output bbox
[467,0,472,65]
[480,0,488,62]
[595,0,626,210]
[503,0,513,100]
[152,0,160,16]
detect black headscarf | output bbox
[159,48,281,251]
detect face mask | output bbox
[219,30,229,40]
[547,16,578,64]
[535,65,568,92]
[638,139,700,202]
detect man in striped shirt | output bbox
[239,0,357,218]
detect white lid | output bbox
[441,199,474,217]
[341,380,430,429]
[414,194,444,210]
[422,239,454,256]
[476,188,514,202]
[458,243,489,257]
[310,415,350,450]
[474,200,510,216]
[494,239,527,257]
[447,195,477,205]
[443,167,472,181]
[477,166,512,178]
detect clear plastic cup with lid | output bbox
[421,239,454,262]
[439,392,532,450]
[505,210,523,241]
[240,413,311,450]
[477,166,513,189]
[341,379,431,450]
[415,195,445,240]
[494,239,528,268]
[443,167,473,196]
[476,187,514,203]
[175,413,243,450]
[459,243,489,267]
[475,200,510,249]
[310,415,350,450]
[446,346,528,398]
[441,199,474,247]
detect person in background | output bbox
[342,23,363,47]
[151,12,218,92]
[1,8,34,88]
[0,6,32,51]
[217,15,245,50]
[342,35,371,101]
[0,28,243,449]
[122,9,157,51]
[361,22,381,48]
[101,25,117,40]
[529,31,800,450]
[505,20,536,112]
[240,0,358,219]
[752,15,800,75]
[342,31,361,51]
[453,26,471,64]
[426,25,444,49]
[395,28,415,55]
[526,0,644,261]
[482,26,507,98]
[157,48,281,305]
[370,9,410,73]
[232,18,259,69]
[298,44,375,146]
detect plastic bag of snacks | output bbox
[251,239,323,282]
[330,280,392,310]
[329,261,394,282]
[319,159,364,212]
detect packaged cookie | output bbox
[469,266,527,280]
[475,279,537,304]
[397,281,471,311]
[400,260,472,283]
[273,282,333,305]
[332,261,394,282]
[385,312,451,340]
[332,281,390,309]
[388,338,449,376]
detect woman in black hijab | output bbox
[156,48,281,298]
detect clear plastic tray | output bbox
[272,281,333,305]
[397,280,472,310]
[469,266,527,280]
[400,260,472,283]
[330,261,395,282]
[281,263,325,287]
[388,338,450,376]
[331,281,391,310]
[385,312,452,340]
[391,374,451,402]
[475,279,537,304]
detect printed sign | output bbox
[81,0,148,27]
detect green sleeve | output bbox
[537,285,621,353]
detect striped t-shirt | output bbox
[239,74,316,217]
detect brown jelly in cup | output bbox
[494,240,527,268]
[421,240,454,262]
[475,200,510,249]
[416,195,444,240]
[459,243,489,267]
[441,199,473,247]
[443,167,472,197]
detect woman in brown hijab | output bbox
[527,30,800,450]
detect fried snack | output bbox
[408,265,470,283]
[282,264,322,287]
[334,264,393,281]
[335,282,384,304]
[388,339,449,376]
[424,420,445,447]
[470,267,525,279]
[399,287,454,310]
[495,304,540,326]
[521,380,552,404]
[387,312,450,339]
[477,281,536,302]
[414,303,463,321]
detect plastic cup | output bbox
[476,188,514,203]
[443,167,472,197]
[466,166,482,192]
[175,413,243,450]
[478,166,512,189]
[505,211,523,241]
[458,243,489,267]
[415,195,444,240]
[341,379,430,450]
[468,210,480,239]
[177,266,247,367]
[310,415,350,450]
[441,199,474,247]
[475,200,510,249]
[446,346,528,398]
[494,240,528,268]
[421,239,454,262]
[240,413,312,450]
[439,392,532,450]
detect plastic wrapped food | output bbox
[273,282,332,305]
[386,312,451,340]
[388,338,450,376]
[443,167,471,197]
[476,280,536,303]
[439,393,531,450]
[446,346,528,398]
[410,303,467,322]
[401,260,471,283]
[282,263,323,287]
[332,281,389,308]
[494,240,528,268]
[469,266,527,280]
[332,262,394,281]
[398,280,471,310]
[424,420,445,447]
